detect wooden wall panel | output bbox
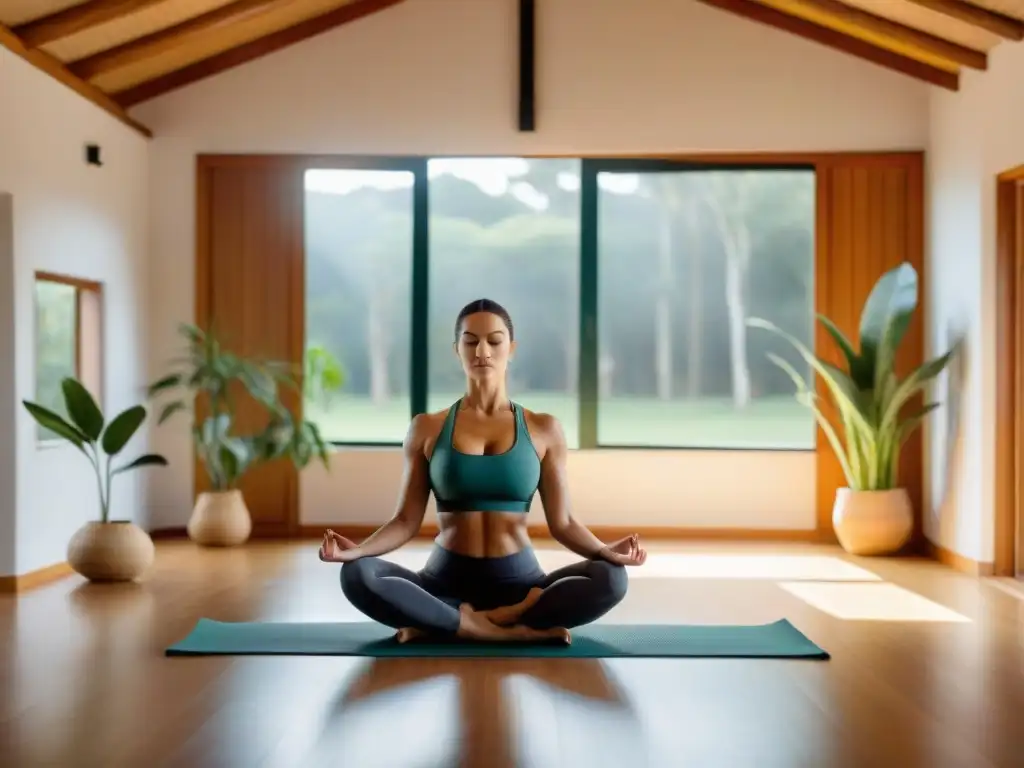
[195,158,304,536]
[815,153,926,545]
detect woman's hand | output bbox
[598,534,647,566]
[318,529,362,563]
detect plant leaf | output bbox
[101,405,147,455]
[304,420,331,464]
[765,352,812,395]
[238,363,278,405]
[61,378,104,441]
[21,401,89,449]
[790,390,856,488]
[748,318,873,436]
[158,401,187,425]
[881,349,955,428]
[816,314,872,389]
[178,322,206,344]
[147,373,182,397]
[896,403,941,445]
[114,453,169,474]
[217,443,248,486]
[858,262,918,393]
[221,435,252,465]
[201,414,232,444]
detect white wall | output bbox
[131,0,929,532]
[926,41,1024,566]
[0,48,150,576]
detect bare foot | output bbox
[482,587,546,626]
[395,627,426,644]
[456,604,571,645]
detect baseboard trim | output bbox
[0,561,75,593]
[150,524,824,542]
[151,527,189,539]
[926,540,995,576]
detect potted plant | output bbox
[747,261,954,556]
[148,324,335,547]
[22,378,168,582]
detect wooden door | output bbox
[195,157,304,536]
[1016,181,1024,577]
[995,169,1024,577]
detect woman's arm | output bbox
[535,414,647,566]
[535,415,609,559]
[326,416,432,561]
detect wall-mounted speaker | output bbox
[85,144,102,167]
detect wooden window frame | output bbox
[287,153,826,451]
[33,271,104,441]
[577,157,818,451]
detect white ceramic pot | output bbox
[67,521,156,582]
[187,489,253,547]
[832,487,914,556]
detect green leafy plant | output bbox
[304,342,345,408]
[747,262,954,491]
[22,379,168,523]
[148,323,335,492]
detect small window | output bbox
[33,272,103,442]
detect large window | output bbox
[34,272,103,442]
[303,164,418,444]
[587,162,815,450]
[303,157,815,451]
[426,158,581,447]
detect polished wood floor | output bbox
[1,539,1022,767]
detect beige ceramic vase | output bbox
[832,487,914,556]
[187,490,253,547]
[67,521,156,582]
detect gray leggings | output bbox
[340,546,628,634]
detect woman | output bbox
[319,298,647,644]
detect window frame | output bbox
[33,270,104,444]
[300,155,428,448]
[578,157,817,451]
[307,155,817,452]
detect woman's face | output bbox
[456,312,516,381]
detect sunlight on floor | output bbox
[612,553,882,582]
[778,581,972,622]
[986,578,1024,601]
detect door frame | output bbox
[994,165,1024,576]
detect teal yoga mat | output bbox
[165,618,829,660]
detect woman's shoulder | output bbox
[411,407,451,433]
[520,406,564,442]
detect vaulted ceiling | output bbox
[2,0,1023,138]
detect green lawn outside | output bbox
[305,392,814,450]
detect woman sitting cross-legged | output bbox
[318,298,647,645]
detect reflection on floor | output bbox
[0,540,1020,767]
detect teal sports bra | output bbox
[428,399,541,513]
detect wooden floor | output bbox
[1,540,1023,768]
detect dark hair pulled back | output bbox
[454,298,514,342]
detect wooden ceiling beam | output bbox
[112,0,406,107]
[780,0,987,70]
[697,0,959,90]
[901,0,1024,41]
[13,0,167,49]
[69,0,292,81]
[0,22,152,137]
